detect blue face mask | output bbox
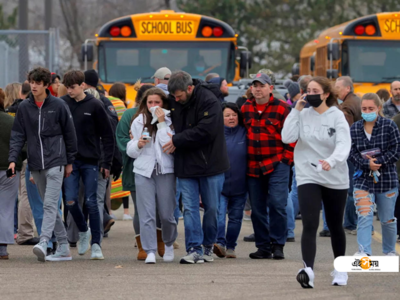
[362,111,377,122]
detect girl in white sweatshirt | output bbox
[126,88,177,264]
[282,76,351,289]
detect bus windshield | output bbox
[98,41,234,83]
[345,40,400,83]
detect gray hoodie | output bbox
[156,83,169,95]
[282,106,351,189]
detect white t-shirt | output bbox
[364,129,371,141]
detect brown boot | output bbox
[135,235,147,261]
[157,229,165,257]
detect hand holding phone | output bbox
[7,162,16,178]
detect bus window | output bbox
[347,40,400,83]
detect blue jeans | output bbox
[286,166,298,239]
[322,203,329,231]
[174,178,181,225]
[217,194,247,249]
[248,163,290,250]
[179,173,225,255]
[343,160,357,230]
[63,161,101,245]
[26,164,61,248]
[354,187,398,255]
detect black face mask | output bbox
[306,94,323,108]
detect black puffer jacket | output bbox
[170,79,229,178]
[8,90,77,171]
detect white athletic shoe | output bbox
[123,214,133,220]
[296,263,314,289]
[331,270,348,286]
[354,251,369,256]
[145,252,156,264]
[163,245,174,262]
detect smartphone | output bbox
[102,169,106,179]
[6,168,14,178]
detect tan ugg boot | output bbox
[157,228,165,257]
[135,235,147,261]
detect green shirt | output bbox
[116,107,138,191]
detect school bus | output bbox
[82,10,251,108]
[295,12,400,95]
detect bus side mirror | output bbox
[327,69,339,79]
[291,63,300,75]
[240,51,252,78]
[327,43,340,61]
[81,43,94,62]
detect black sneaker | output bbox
[272,245,285,260]
[286,237,295,242]
[295,213,302,220]
[69,242,77,248]
[319,230,331,237]
[243,233,255,242]
[20,237,40,245]
[249,248,272,259]
[46,248,54,256]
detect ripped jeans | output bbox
[354,188,398,255]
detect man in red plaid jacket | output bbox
[241,73,294,260]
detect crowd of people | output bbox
[1,64,400,289]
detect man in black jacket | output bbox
[164,71,229,264]
[8,67,78,262]
[61,70,115,260]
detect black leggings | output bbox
[298,184,347,269]
[123,196,129,209]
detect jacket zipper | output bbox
[38,100,45,169]
[201,151,208,165]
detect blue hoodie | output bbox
[222,125,247,197]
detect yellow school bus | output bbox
[83,10,251,108]
[296,12,400,95]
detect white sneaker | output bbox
[46,243,72,261]
[354,251,369,256]
[163,245,174,262]
[145,252,156,264]
[78,229,91,255]
[385,252,397,256]
[33,240,48,262]
[296,264,314,288]
[123,214,133,220]
[90,243,104,260]
[331,270,348,286]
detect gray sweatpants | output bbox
[31,166,68,245]
[67,172,108,243]
[0,171,20,244]
[135,171,177,253]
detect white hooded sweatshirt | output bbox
[282,106,351,189]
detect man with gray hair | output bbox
[335,76,361,125]
[163,71,229,264]
[335,76,362,236]
[297,75,312,95]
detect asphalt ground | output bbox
[1,208,400,300]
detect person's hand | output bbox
[129,130,133,140]
[295,94,307,111]
[64,164,73,178]
[162,133,176,154]
[155,107,165,123]
[366,155,381,171]
[8,162,16,178]
[138,135,150,149]
[100,168,110,179]
[30,177,35,184]
[319,160,331,171]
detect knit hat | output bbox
[208,77,225,87]
[284,80,300,99]
[84,69,99,87]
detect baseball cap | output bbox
[251,73,272,86]
[151,67,172,80]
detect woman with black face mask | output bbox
[282,76,352,289]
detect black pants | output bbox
[298,184,347,269]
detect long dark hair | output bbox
[109,82,126,106]
[132,88,168,136]
[222,102,243,126]
[309,76,338,107]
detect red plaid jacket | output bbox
[241,96,294,177]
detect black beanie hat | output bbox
[84,69,99,87]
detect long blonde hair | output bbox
[4,82,21,108]
[361,93,384,117]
